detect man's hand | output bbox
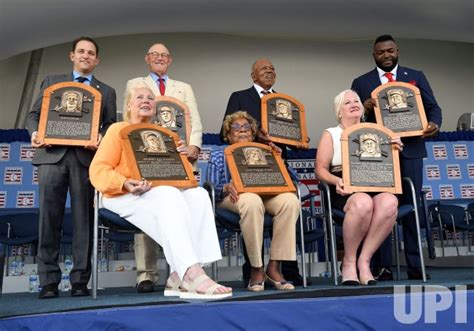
[187,145,200,162]
[257,127,272,144]
[176,140,188,155]
[268,142,282,154]
[422,121,439,138]
[363,98,377,117]
[84,134,102,151]
[123,179,151,196]
[30,131,50,148]
[223,182,239,203]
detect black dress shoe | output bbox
[136,280,155,293]
[374,267,393,281]
[71,283,90,297]
[407,268,431,280]
[38,283,59,299]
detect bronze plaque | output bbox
[261,93,309,148]
[152,96,192,145]
[372,82,428,137]
[341,123,401,194]
[37,82,101,146]
[120,123,197,189]
[225,142,296,194]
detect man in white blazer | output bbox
[124,43,203,293]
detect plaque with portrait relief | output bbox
[261,93,309,148]
[152,96,192,145]
[341,123,401,194]
[372,82,428,137]
[225,142,296,194]
[37,82,101,146]
[119,123,197,189]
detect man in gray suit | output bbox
[27,36,116,299]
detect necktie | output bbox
[261,90,270,95]
[384,72,395,82]
[76,76,88,83]
[158,78,165,96]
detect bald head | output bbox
[251,58,276,90]
[145,43,173,76]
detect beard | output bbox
[376,56,399,72]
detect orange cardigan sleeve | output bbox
[89,122,130,197]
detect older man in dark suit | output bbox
[351,34,442,281]
[27,36,116,299]
[220,59,307,286]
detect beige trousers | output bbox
[134,233,160,283]
[218,192,299,267]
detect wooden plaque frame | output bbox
[341,123,401,194]
[224,142,296,195]
[153,96,192,145]
[37,82,101,146]
[119,123,197,189]
[261,93,309,148]
[372,82,428,137]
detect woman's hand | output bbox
[335,178,351,196]
[176,140,188,155]
[124,179,151,196]
[223,182,239,203]
[391,136,404,152]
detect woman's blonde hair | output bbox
[123,85,155,122]
[222,111,258,143]
[333,89,363,123]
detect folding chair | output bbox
[319,177,427,285]
[204,181,308,287]
[92,190,141,299]
[429,203,474,256]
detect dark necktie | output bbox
[158,78,165,96]
[76,76,88,83]
[261,90,270,95]
[384,72,395,82]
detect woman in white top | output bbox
[315,89,403,286]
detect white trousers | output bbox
[102,186,222,279]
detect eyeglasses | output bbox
[230,123,251,131]
[147,52,170,59]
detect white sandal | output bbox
[179,274,232,300]
[164,277,182,297]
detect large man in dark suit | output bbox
[351,34,442,280]
[221,58,307,286]
[27,37,116,298]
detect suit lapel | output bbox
[166,78,177,97]
[144,75,160,96]
[367,69,381,90]
[248,86,261,106]
[396,66,410,82]
[90,76,102,91]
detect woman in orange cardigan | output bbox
[89,86,231,299]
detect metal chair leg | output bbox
[394,226,401,281]
[92,190,99,299]
[296,184,307,288]
[404,177,426,283]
